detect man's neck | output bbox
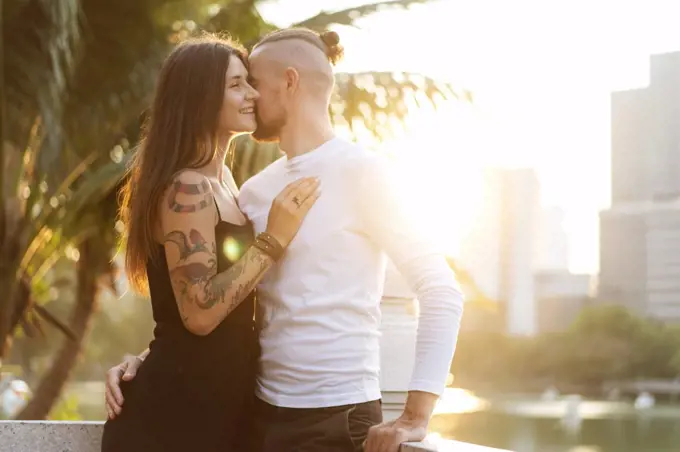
[278,110,335,159]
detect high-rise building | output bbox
[459,168,542,335]
[534,206,570,273]
[535,272,593,333]
[599,51,680,322]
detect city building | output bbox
[599,51,680,322]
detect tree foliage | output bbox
[452,305,680,393]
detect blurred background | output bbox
[2,1,680,451]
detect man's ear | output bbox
[284,67,300,93]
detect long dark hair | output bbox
[119,34,247,294]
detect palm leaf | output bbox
[19,152,130,280]
[333,71,470,141]
[12,154,128,336]
[204,0,275,46]
[62,0,178,161]
[17,152,99,278]
[3,0,81,184]
[293,0,433,30]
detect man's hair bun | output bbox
[320,30,344,65]
[320,30,340,47]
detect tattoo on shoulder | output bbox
[168,179,212,213]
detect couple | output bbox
[103,27,464,452]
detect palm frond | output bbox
[17,152,99,277]
[292,0,433,31]
[19,152,130,280]
[11,154,128,337]
[61,0,173,161]
[4,0,81,183]
[204,0,275,47]
[333,71,471,141]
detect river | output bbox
[430,389,680,452]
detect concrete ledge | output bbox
[401,440,511,451]
[0,421,103,452]
[0,421,511,452]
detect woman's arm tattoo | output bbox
[165,228,270,316]
[167,180,212,213]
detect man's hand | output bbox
[364,391,437,452]
[104,354,144,420]
[364,417,427,452]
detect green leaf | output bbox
[4,0,80,182]
[292,0,434,30]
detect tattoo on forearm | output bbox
[198,248,270,310]
[168,180,212,213]
[164,228,271,322]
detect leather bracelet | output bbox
[254,239,282,261]
[257,232,285,257]
[253,235,284,261]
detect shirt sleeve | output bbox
[357,154,465,396]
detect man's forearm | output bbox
[404,254,464,396]
[402,391,439,424]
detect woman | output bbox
[102,34,320,452]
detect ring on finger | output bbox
[292,196,301,207]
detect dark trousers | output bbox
[252,397,383,452]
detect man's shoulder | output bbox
[340,143,396,180]
[332,138,385,172]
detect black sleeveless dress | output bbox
[102,219,258,452]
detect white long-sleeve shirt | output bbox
[238,136,464,408]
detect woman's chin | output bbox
[232,120,257,135]
[243,117,257,133]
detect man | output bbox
[105,28,464,452]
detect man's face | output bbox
[248,50,287,142]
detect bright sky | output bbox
[257,0,680,274]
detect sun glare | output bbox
[383,99,484,257]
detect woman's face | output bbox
[217,55,259,135]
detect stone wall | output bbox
[0,421,511,452]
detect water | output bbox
[429,390,680,452]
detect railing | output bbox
[603,379,680,396]
[0,421,511,452]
